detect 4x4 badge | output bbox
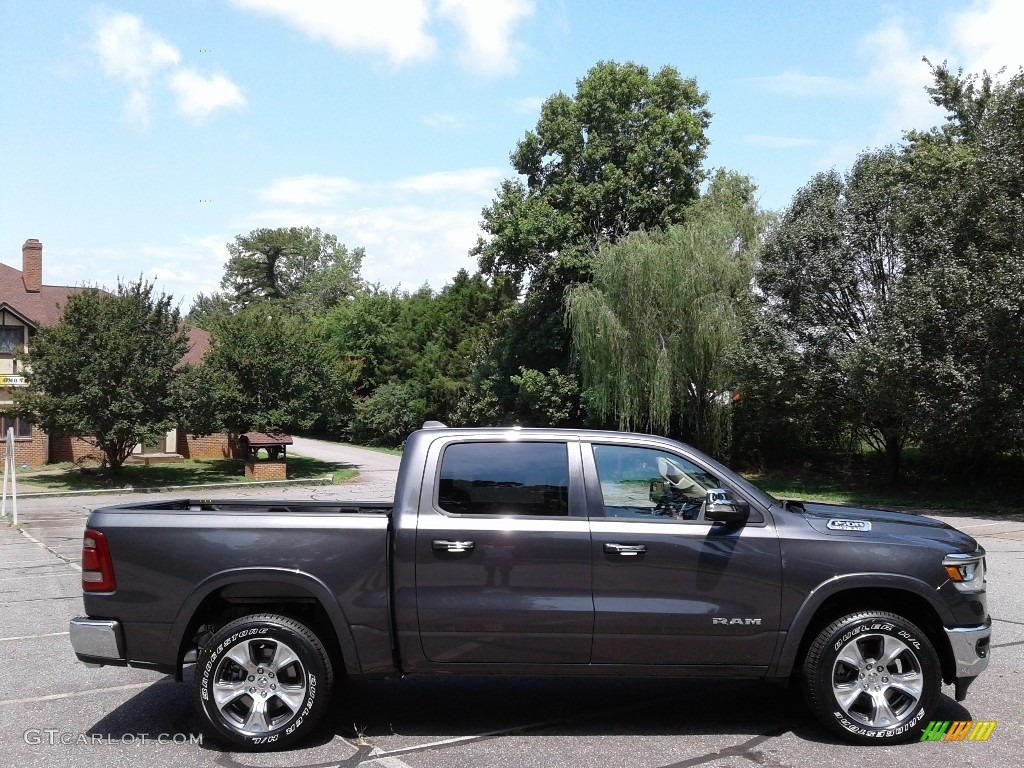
[827,519,872,532]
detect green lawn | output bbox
[744,468,1024,516]
[10,456,357,494]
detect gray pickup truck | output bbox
[70,425,990,750]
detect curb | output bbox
[3,475,338,500]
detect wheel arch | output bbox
[166,567,361,679]
[772,575,956,685]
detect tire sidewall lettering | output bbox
[832,706,925,738]
[196,619,326,750]
[833,622,895,652]
[809,612,938,745]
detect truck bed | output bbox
[100,498,393,515]
[81,498,395,676]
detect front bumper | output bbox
[70,617,125,668]
[944,622,991,700]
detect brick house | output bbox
[0,238,229,466]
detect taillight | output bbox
[82,529,116,592]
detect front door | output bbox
[414,438,594,664]
[586,442,782,667]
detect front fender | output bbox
[769,572,955,678]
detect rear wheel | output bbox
[801,611,940,744]
[194,613,333,750]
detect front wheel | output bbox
[194,613,334,750]
[801,611,940,744]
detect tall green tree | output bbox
[898,62,1024,463]
[176,306,358,435]
[16,280,188,470]
[222,227,364,313]
[186,291,233,330]
[474,60,713,385]
[749,150,924,480]
[325,271,514,443]
[566,172,761,453]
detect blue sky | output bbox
[2,0,1022,310]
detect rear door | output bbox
[585,440,782,667]
[414,437,593,664]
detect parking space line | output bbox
[0,595,81,605]
[0,631,70,642]
[0,682,153,706]
[362,756,415,768]
[367,693,685,762]
[16,527,81,572]
[0,563,71,569]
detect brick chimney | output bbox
[22,239,42,292]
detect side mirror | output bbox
[704,488,750,523]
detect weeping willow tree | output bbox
[566,172,761,453]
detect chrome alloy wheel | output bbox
[211,637,308,735]
[830,632,924,729]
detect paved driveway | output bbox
[290,436,400,500]
[0,457,1021,767]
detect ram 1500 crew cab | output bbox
[70,425,990,749]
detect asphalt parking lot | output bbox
[1,477,1021,768]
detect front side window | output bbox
[592,444,719,521]
[438,441,569,516]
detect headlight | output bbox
[943,552,986,593]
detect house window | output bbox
[0,414,32,438]
[0,327,23,354]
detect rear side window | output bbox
[438,442,569,516]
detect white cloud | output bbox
[246,167,508,291]
[859,22,945,141]
[512,95,544,115]
[755,0,1024,177]
[856,0,1024,143]
[50,235,232,311]
[392,167,504,197]
[229,0,436,66]
[438,0,534,75]
[168,69,246,123]
[93,12,180,85]
[93,12,245,127]
[422,112,473,130]
[258,175,362,206]
[230,0,532,75]
[949,0,1024,76]
[93,12,180,126]
[123,90,151,127]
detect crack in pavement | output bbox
[211,689,802,768]
[659,724,797,768]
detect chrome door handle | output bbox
[432,539,475,554]
[604,543,646,557]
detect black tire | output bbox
[194,613,334,751]
[801,611,940,744]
